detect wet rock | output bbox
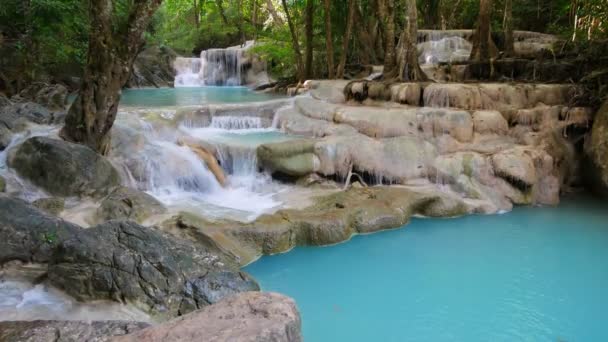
[8,137,121,198]
[0,102,53,130]
[128,46,177,88]
[0,175,5,192]
[48,220,257,317]
[97,187,166,224]
[0,123,13,150]
[0,320,149,342]
[160,187,469,263]
[586,99,608,197]
[0,197,80,265]
[0,93,11,108]
[257,139,319,177]
[32,197,65,216]
[16,82,68,110]
[181,271,260,309]
[113,292,302,342]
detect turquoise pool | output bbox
[119,87,281,107]
[246,195,608,341]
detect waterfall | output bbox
[141,141,222,194]
[210,116,264,130]
[174,57,203,87]
[417,31,472,65]
[200,49,245,86]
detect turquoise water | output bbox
[119,87,281,107]
[246,195,608,341]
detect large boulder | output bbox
[0,320,149,342]
[47,220,259,317]
[0,102,54,130]
[586,100,608,197]
[113,292,302,342]
[97,187,166,224]
[0,197,80,265]
[8,137,121,198]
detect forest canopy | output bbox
[1,0,607,89]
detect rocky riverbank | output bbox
[0,71,606,340]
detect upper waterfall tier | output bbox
[173,41,269,87]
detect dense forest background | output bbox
[1,0,606,92]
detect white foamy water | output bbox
[210,116,264,130]
[0,279,149,322]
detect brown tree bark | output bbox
[281,0,304,81]
[304,0,314,79]
[378,0,397,78]
[470,0,498,61]
[323,0,335,78]
[266,0,284,26]
[60,0,163,154]
[336,0,357,79]
[397,0,426,81]
[503,0,514,57]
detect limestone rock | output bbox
[97,187,166,223]
[257,139,319,177]
[0,320,149,342]
[113,292,302,342]
[0,197,80,265]
[33,197,65,216]
[9,137,121,198]
[472,110,508,135]
[48,220,258,317]
[586,99,608,197]
[492,148,537,188]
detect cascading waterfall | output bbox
[210,116,264,130]
[200,49,245,86]
[173,47,248,87]
[174,57,202,87]
[417,30,472,65]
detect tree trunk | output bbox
[281,0,304,81]
[60,0,162,154]
[397,0,426,81]
[470,0,497,61]
[194,0,200,29]
[252,0,259,40]
[237,0,246,43]
[323,0,335,78]
[266,0,284,26]
[336,0,356,79]
[304,0,314,79]
[378,0,397,78]
[503,0,514,57]
[216,0,229,25]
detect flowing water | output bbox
[246,195,608,341]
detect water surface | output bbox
[120,87,280,107]
[246,195,608,341]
